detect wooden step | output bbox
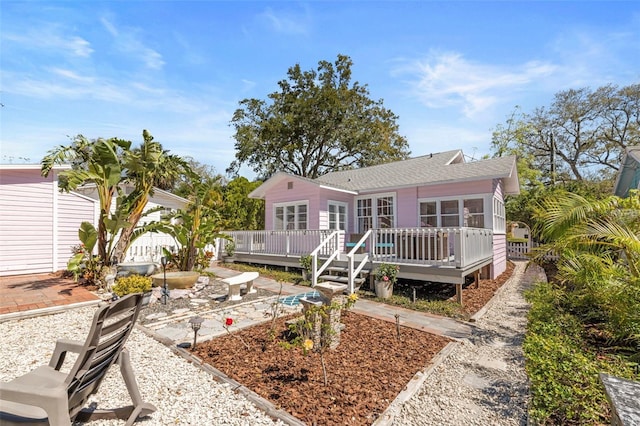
[318,275,366,285]
[324,266,371,275]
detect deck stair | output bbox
[318,265,371,293]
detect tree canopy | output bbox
[492,83,639,185]
[228,54,410,179]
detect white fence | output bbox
[125,233,177,262]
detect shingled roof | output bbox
[249,150,520,199]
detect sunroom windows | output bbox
[274,202,307,230]
[419,197,488,229]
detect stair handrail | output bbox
[310,230,344,287]
[346,230,372,294]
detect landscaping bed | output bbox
[360,261,516,320]
[193,310,450,425]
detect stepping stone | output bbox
[477,354,507,371]
[172,308,191,315]
[190,298,209,304]
[144,312,168,320]
[463,372,490,390]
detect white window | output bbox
[356,194,395,232]
[419,197,488,229]
[328,201,347,231]
[464,198,484,228]
[493,196,506,233]
[441,200,460,227]
[274,202,307,230]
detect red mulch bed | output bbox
[461,260,515,316]
[191,262,516,425]
[193,312,450,425]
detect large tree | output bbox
[492,83,640,185]
[228,54,410,179]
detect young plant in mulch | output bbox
[283,293,358,386]
[222,317,250,350]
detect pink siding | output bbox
[264,178,324,230]
[417,180,494,198]
[317,189,353,230]
[56,192,96,272]
[0,168,96,276]
[396,187,417,227]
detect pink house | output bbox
[0,165,188,276]
[223,150,519,301]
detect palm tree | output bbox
[42,135,129,264]
[532,190,640,344]
[111,130,189,262]
[42,130,189,266]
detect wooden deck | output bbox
[222,227,494,303]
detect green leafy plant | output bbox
[299,254,313,271]
[374,263,399,284]
[225,240,235,257]
[112,274,152,297]
[67,222,104,285]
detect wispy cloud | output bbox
[100,15,165,70]
[2,27,93,58]
[395,51,557,119]
[258,6,311,35]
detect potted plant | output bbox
[223,240,236,263]
[299,254,313,281]
[373,263,399,299]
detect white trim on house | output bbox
[273,200,309,230]
[417,194,493,229]
[354,191,397,232]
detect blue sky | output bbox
[1,1,639,178]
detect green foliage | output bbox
[491,84,639,185]
[220,177,265,230]
[284,293,358,386]
[224,240,235,257]
[156,174,226,271]
[223,262,306,285]
[67,222,102,283]
[523,281,639,425]
[299,254,313,271]
[228,54,410,179]
[42,131,190,266]
[374,263,399,284]
[112,274,152,297]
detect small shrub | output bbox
[299,254,313,271]
[112,274,152,297]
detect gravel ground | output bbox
[0,307,285,426]
[0,261,543,425]
[392,261,546,426]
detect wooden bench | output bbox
[222,271,259,301]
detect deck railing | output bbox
[223,229,336,257]
[371,227,493,269]
[223,227,493,271]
